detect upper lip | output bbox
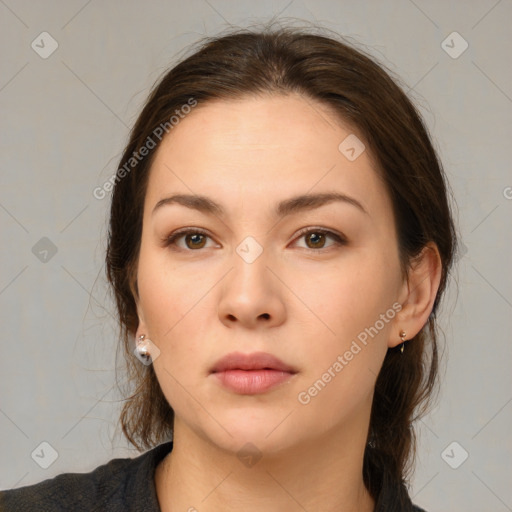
[210,351,298,373]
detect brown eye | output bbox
[294,228,346,252]
[184,233,207,249]
[305,231,327,249]
[164,229,213,251]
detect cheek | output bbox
[295,254,399,333]
[291,253,400,385]
[136,246,214,385]
[137,243,205,335]
[292,272,396,426]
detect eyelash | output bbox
[163,226,347,254]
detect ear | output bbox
[390,242,442,348]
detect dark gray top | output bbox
[0,441,427,511]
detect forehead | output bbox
[144,94,390,221]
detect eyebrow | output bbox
[152,192,368,218]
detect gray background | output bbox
[1,1,511,510]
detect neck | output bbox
[155,416,375,512]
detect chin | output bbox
[199,410,304,457]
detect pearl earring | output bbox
[135,334,151,363]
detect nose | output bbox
[217,247,286,329]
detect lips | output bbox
[210,351,298,394]
[210,351,298,374]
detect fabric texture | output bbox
[0,441,427,511]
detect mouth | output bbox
[210,351,298,394]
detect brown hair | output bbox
[106,25,457,505]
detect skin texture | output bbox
[134,94,442,512]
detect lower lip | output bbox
[212,369,295,394]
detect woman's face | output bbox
[135,94,407,454]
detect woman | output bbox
[1,26,457,511]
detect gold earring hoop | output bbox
[399,330,407,354]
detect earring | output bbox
[399,330,407,354]
[136,334,151,361]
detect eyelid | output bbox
[163,226,347,252]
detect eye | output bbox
[292,227,347,252]
[164,228,216,251]
[163,227,347,252]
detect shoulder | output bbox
[0,442,173,512]
[412,505,428,512]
